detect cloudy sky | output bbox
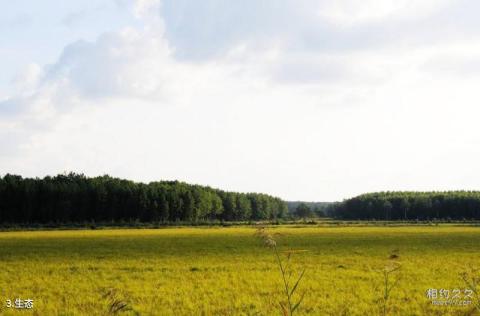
[1,0,480,201]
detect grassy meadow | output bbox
[0,225,479,315]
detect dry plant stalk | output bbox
[255,227,307,316]
[381,263,401,316]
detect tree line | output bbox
[331,191,480,220]
[0,173,288,224]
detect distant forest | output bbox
[286,201,331,217]
[0,173,287,224]
[2,174,480,224]
[332,191,480,220]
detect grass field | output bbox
[0,225,479,315]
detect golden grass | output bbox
[0,226,479,315]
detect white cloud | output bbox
[10,63,44,96]
[45,27,171,100]
[2,1,480,201]
[132,0,160,19]
[318,0,453,26]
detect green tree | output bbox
[295,203,312,219]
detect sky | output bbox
[1,0,480,201]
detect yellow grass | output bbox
[0,226,479,315]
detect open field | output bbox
[0,226,479,315]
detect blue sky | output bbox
[2,0,480,201]
[0,1,136,92]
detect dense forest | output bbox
[0,173,287,224]
[3,174,479,224]
[332,191,480,220]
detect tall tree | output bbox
[295,203,313,219]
